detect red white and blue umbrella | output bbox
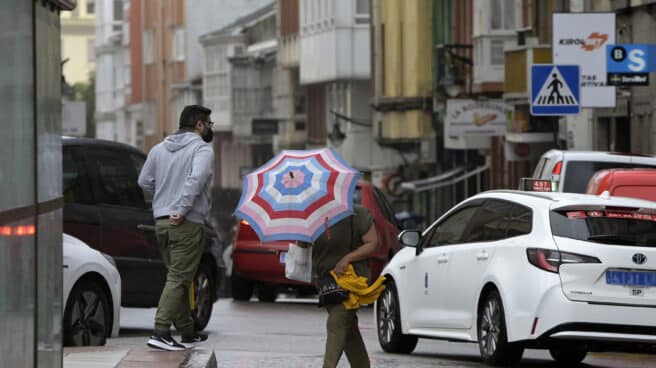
[234,148,360,243]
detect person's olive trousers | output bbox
[323,303,370,368]
[153,219,204,334]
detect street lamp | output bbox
[328,110,371,147]
[439,71,464,98]
[328,122,346,146]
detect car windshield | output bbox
[562,161,656,193]
[550,209,656,247]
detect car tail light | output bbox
[552,161,563,175]
[526,248,601,273]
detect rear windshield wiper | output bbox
[587,234,637,245]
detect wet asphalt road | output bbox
[109,295,656,368]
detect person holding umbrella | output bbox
[303,204,379,368]
[138,104,214,351]
[234,148,379,367]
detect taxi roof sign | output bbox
[520,178,556,192]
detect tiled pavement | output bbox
[63,346,216,368]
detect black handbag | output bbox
[317,272,349,307]
[317,214,359,307]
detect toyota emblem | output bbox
[632,253,647,265]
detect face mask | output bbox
[201,128,213,143]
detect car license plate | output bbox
[279,252,286,264]
[606,270,656,287]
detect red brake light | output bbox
[552,161,563,175]
[527,249,559,273]
[527,248,600,273]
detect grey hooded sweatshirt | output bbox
[138,132,214,224]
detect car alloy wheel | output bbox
[378,287,396,345]
[477,290,524,366]
[479,296,502,357]
[192,261,215,331]
[375,281,417,354]
[64,280,110,346]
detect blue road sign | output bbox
[607,44,649,73]
[530,65,580,116]
[606,44,654,86]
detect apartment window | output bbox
[491,39,505,65]
[86,0,95,14]
[143,30,153,64]
[491,0,517,30]
[323,0,330,25]
[356,0,370,19]
[172,28,185,61]
[311,0,317,28]
[355,0,370,24]
[113,0,123,21]
[87,38,95,62]
[123,49,131,85]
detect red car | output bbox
[231,181,402,302]
[586,168,656,201]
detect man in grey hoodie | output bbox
[138,105,215,351]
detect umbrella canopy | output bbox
[235,148,360,242]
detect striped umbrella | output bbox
[234,148,360,242]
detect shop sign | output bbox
[553,13,616,107]
[445,99,508,137]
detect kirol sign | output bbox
[553,13,616,108]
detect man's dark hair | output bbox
[179,105,212,129]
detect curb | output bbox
[63,347,217,368]
[63,347,129,368]
[182,349,217,368]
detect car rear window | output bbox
[563,161,656,193]
[550,209,656,247]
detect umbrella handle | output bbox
[325,217,331,240]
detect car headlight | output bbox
[101,253,117,269]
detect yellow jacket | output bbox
[330,264,386,310]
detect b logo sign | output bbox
[610,46,646,72]
[607,44,650,86]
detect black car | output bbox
[62,137,224,330]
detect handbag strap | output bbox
[350,211,355,250]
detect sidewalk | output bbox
[63,346,216,368]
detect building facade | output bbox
[61,0,96,84]
[94,0,132,144]
[275,0,306,152]
[300,0,403,175]
[0,0,73,366]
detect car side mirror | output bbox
[398,230,420,247]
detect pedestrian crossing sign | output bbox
[530,64,580,116]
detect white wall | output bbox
[299,0,370,84]
[186,0,273,80]
[472,0,520,84]
[332,81,403,170]
[95,53,114,114]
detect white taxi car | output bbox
[63,234,121,346]
[375,190,656,366]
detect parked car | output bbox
[586,168,656,201]
[62,137,225,331]
[376,190,656,366]
[530,149,656,193]
[63,233,121,346]
[231,180,402,302]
